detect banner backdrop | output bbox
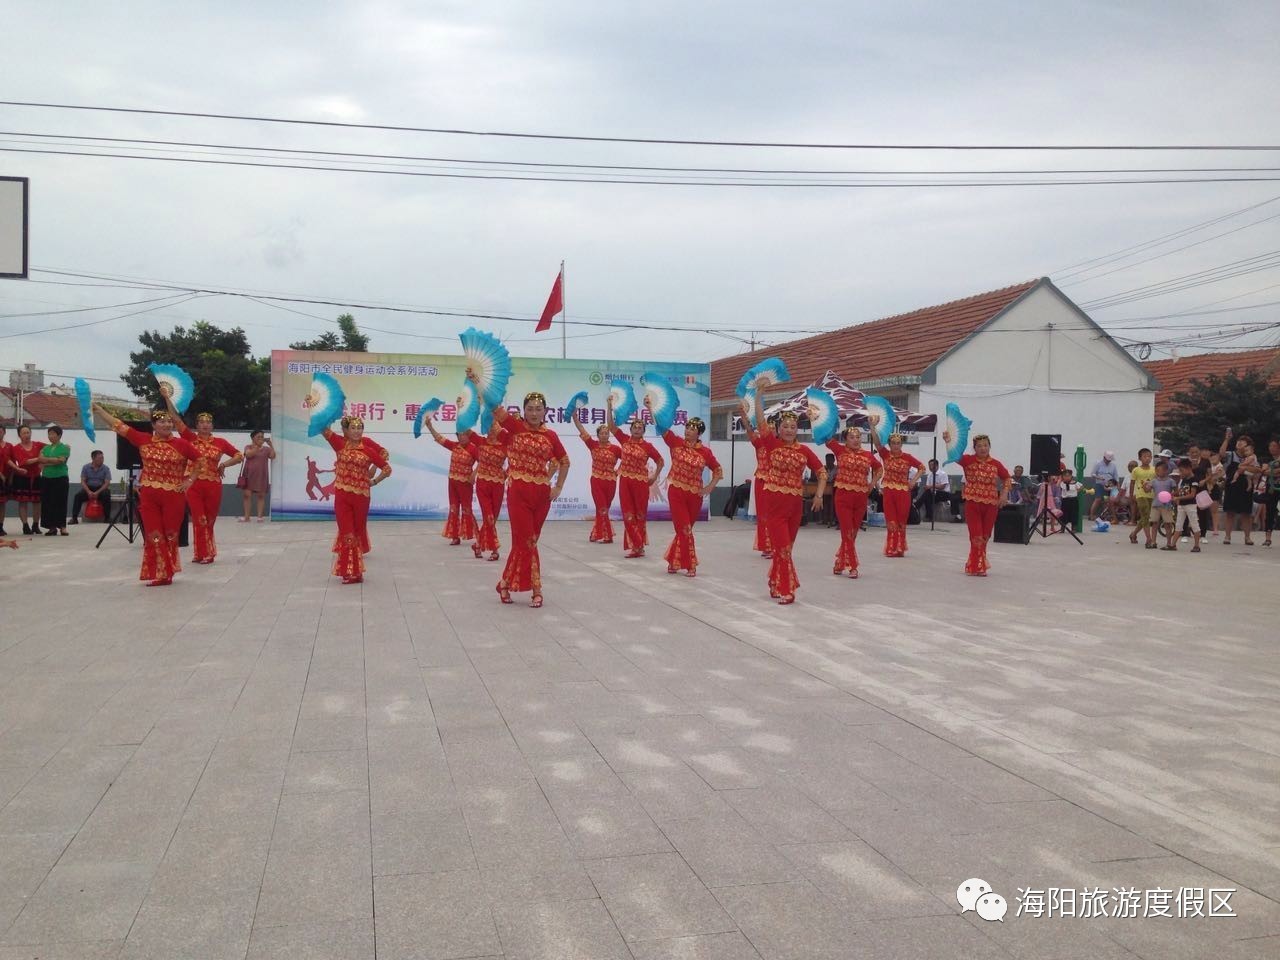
[270,350,711,521]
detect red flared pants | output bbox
[137,486,185,582]
[500,480,551,594]
[764,492,803,597]
[833,488,869,574]
[474,478,504,553]
[186,478,223,563]
[589,477,616,542]
[753,477,771,553]
[964,500,998,575]
[883,488,911,557]
[332,490,371,580]
[665,487,703,572]
[619,477,650,553]
[443,478,477,541]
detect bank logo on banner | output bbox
[589,371,604,385]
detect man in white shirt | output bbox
[914,458,957,522]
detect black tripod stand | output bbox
[1031,473,1083,545]
[96,475,140,547]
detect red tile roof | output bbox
[1,388,145,430]
[710,280,1040,402]
[1143,348,1280,424]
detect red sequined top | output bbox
[662,430,721,495]
[957,454,1011,505]
[436,435,480,483]
[326,433,391,497]
[880,451,924,492]
[116,425,199,491]
[751,434,772,485]
[760,434,823,498]
[180,428,241,483]
[824,441,881,493]
[0,442,13,478]
[474,434,508,485]
[11,441,43,480]
[582,437,621,480]
[612,430,662,482]
[501,417,568,487]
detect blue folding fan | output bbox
[412,397,444,439]
[735,357,790,398]
[458,328,512,408]
[306,371,346,437]
[640,373,680,434]
[75,378,95,442]
[455,379,482,433]
[609,379,638,425]
[147,362,195,414]
[807,388,840,444]
[944,402,973,464]
[862,395,898,447]
[565,390,590,423]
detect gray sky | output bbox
[3,0,1279,395]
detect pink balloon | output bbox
[1157,491,1172,504]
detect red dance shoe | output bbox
[529,593,543,608]
[496,583,513,604]
[777,594,795,605]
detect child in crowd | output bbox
[1149,461,1175,551]
[1059,467,1080,531]
[1124,459,1139,523]
[1166,458,1205,552]
[1129,448,1156,546]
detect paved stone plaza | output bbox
[1,515,1277,959]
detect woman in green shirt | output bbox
[38,425,71,536]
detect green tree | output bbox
[1156,370,1280,451]
[123,321,271,429]
[289,313,370,352]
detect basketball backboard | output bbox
[0,176,29,279]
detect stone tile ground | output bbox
[0,516,1276,958]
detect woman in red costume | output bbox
[10,425,44,535]
[166,401,242,564]
[425,414,479,547]
[479,380,569,608]
[943,430,1010,576]
[747,396,827,604]
[572,413,620,544]
[653,398,722,577]
[472,422,508,561]
[749,421,773,558]
[94,406,199,585]
[825,423,882,578]
[606,396,664,558]
[321,414,392,584]
[874,432,924,557]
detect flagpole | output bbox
[560,260,566,360]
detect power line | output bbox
[7,130,1280,179]
[1080,251,1280,309]
[1049,196,1280,276]
[0,292,199,319]
[11,145,1280,188]
[0,294,209,340]
[5,100,1280,151]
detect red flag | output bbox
[536,268,563,333]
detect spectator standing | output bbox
[1219,428,1259,545]
[239,431,275,522]
[1149,461,1175,549]
[0,424,12,537]
[1166,458,1204,552]
[11,425,43,534]
[1128,448,1156,546]
[38,426,71,536]
[1207,451,1225,536]
[70,450,112,524]
[1264,439,1280,547]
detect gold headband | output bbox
[778,411,799,423]
[151,410,172,423]
[687,417,706,434]
[888,432,904,443]
[196,412,214,423]
[340,415,365,428]
[524,391,547,407]
[972,433,990,444]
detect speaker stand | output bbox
[1031,478,1083,545]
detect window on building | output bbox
[711,412,730,441]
